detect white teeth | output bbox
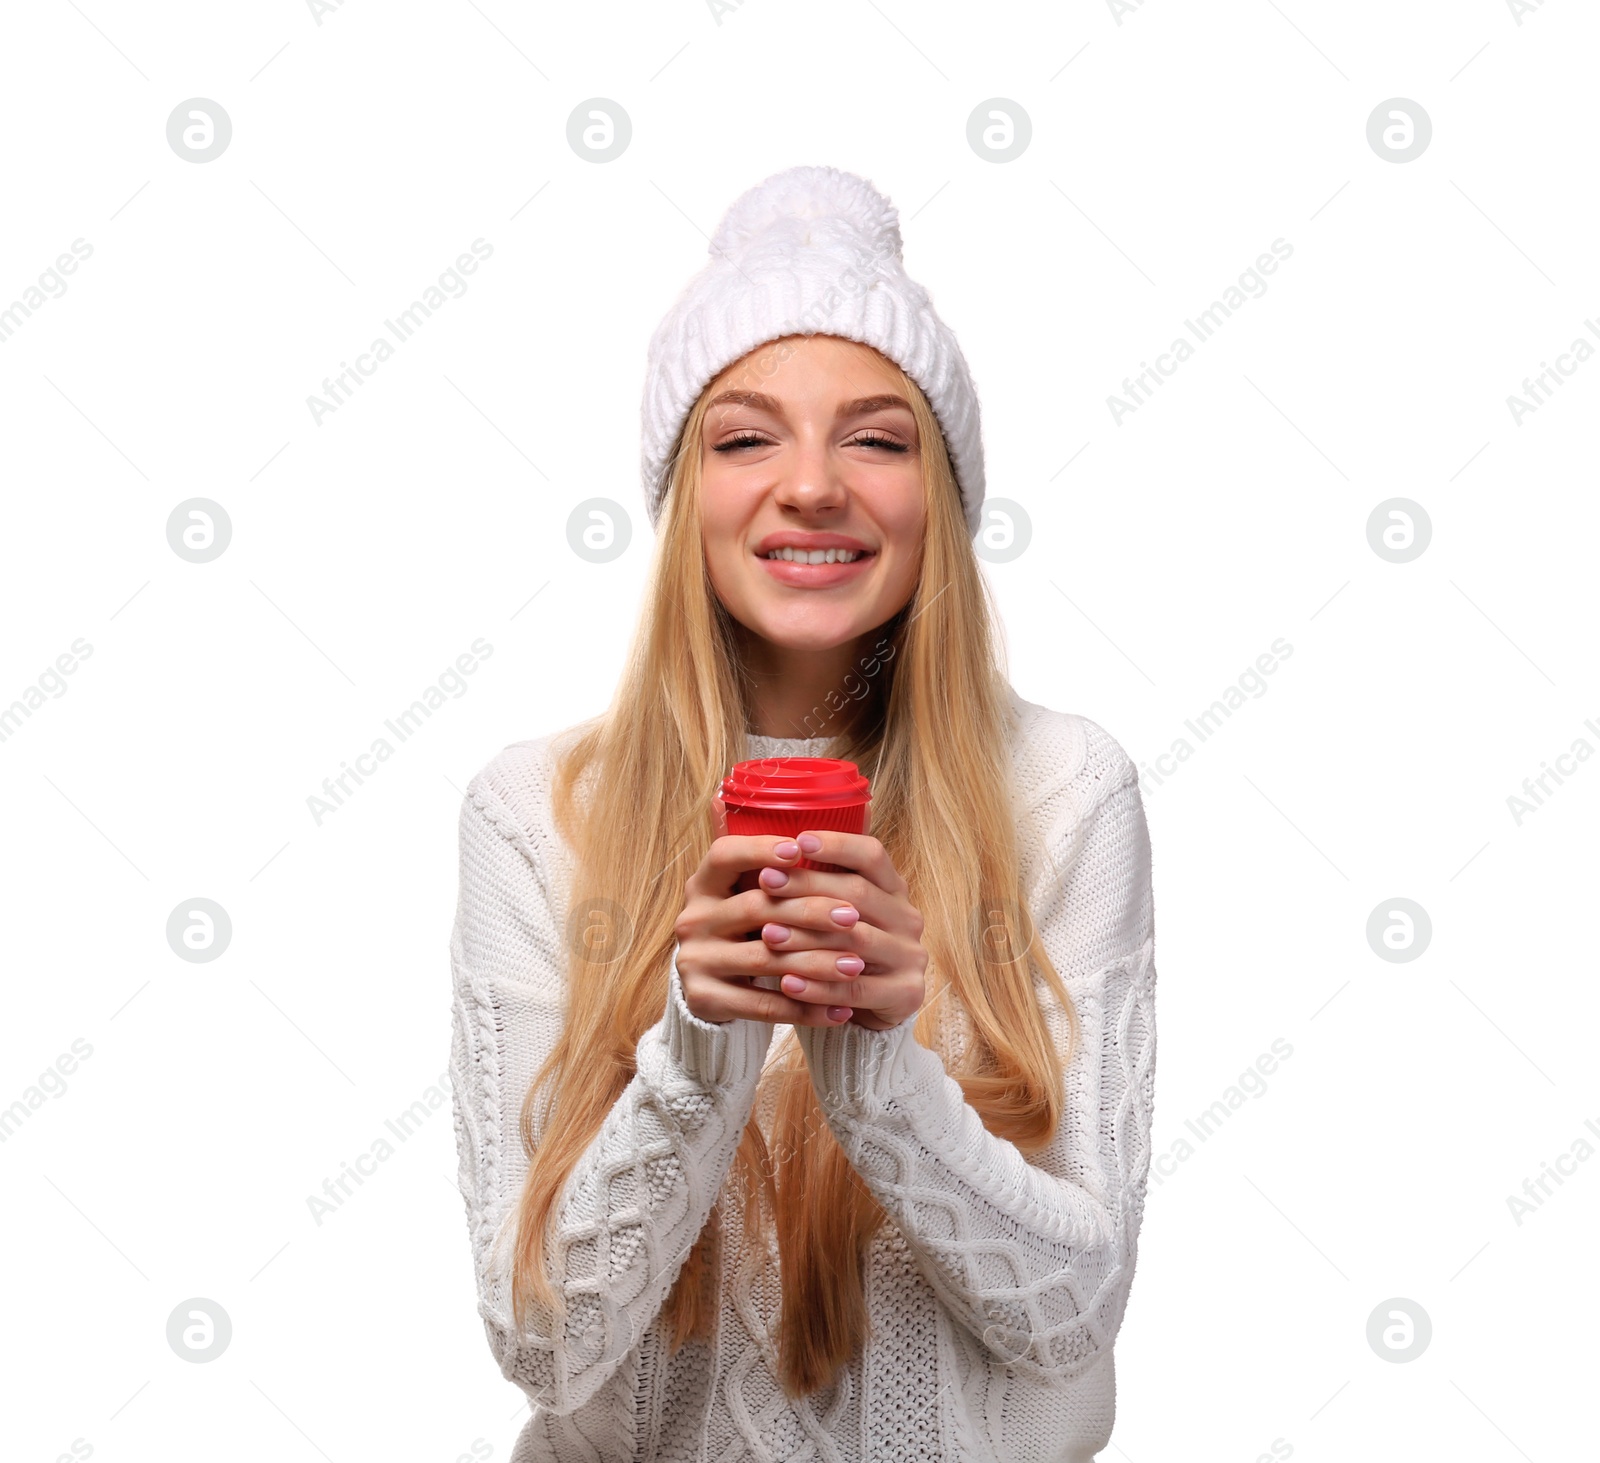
[765,547,865,564]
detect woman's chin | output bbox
[748,610,871,652]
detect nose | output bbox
[772,428,847,518]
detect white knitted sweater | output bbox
[448,685,1157,1462]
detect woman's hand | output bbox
[674,817,866,1028]
[748,827,927,1033]
[674,801,927,1031]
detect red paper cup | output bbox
[721,756,871,893]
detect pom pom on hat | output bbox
[639,164,985,538]
[708,164,904,262]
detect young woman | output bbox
[449,165,1157,1462]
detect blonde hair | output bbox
[508,335,1081,1397]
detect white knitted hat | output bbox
[639,164,985,538]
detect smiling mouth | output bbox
[761,547,873,564]
[756,547,877,586]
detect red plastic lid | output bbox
[721,756,871,810]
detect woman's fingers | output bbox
[695,925,872,982]
[675,925,853,1026]
[758,913,892,970]
[776,970,871,1008]
[688,835,909,943]
[699,885,869,946]
[776,967,920,1022]
[771,941,914,1005]
[750,863,916,940]
[760,918,921,1021]
[790,829,907,899]
[677,968,853,1027]
[687,833,802,901]
[702,915,899,1019]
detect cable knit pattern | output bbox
[448,685,1157,1462]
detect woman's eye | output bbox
[852,432,909,452]
[711,431,910,453]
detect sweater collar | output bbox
[743,728,841,758]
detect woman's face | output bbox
[698,334,926,654]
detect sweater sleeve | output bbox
[793,750,1156,1386]
[448,762,776,1416]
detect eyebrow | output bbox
[705,389,913,419]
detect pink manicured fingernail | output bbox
[760,867,789,889]
[781,974,805,994]
[830,905,859,926]
[797,833,822,854]
[836,955,864,975]
[763,923,791,943]
[774,840,799,859]
[827,1006,852,1022]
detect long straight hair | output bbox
[506,336,1081,1398]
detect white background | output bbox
[2,1,1596,1459]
